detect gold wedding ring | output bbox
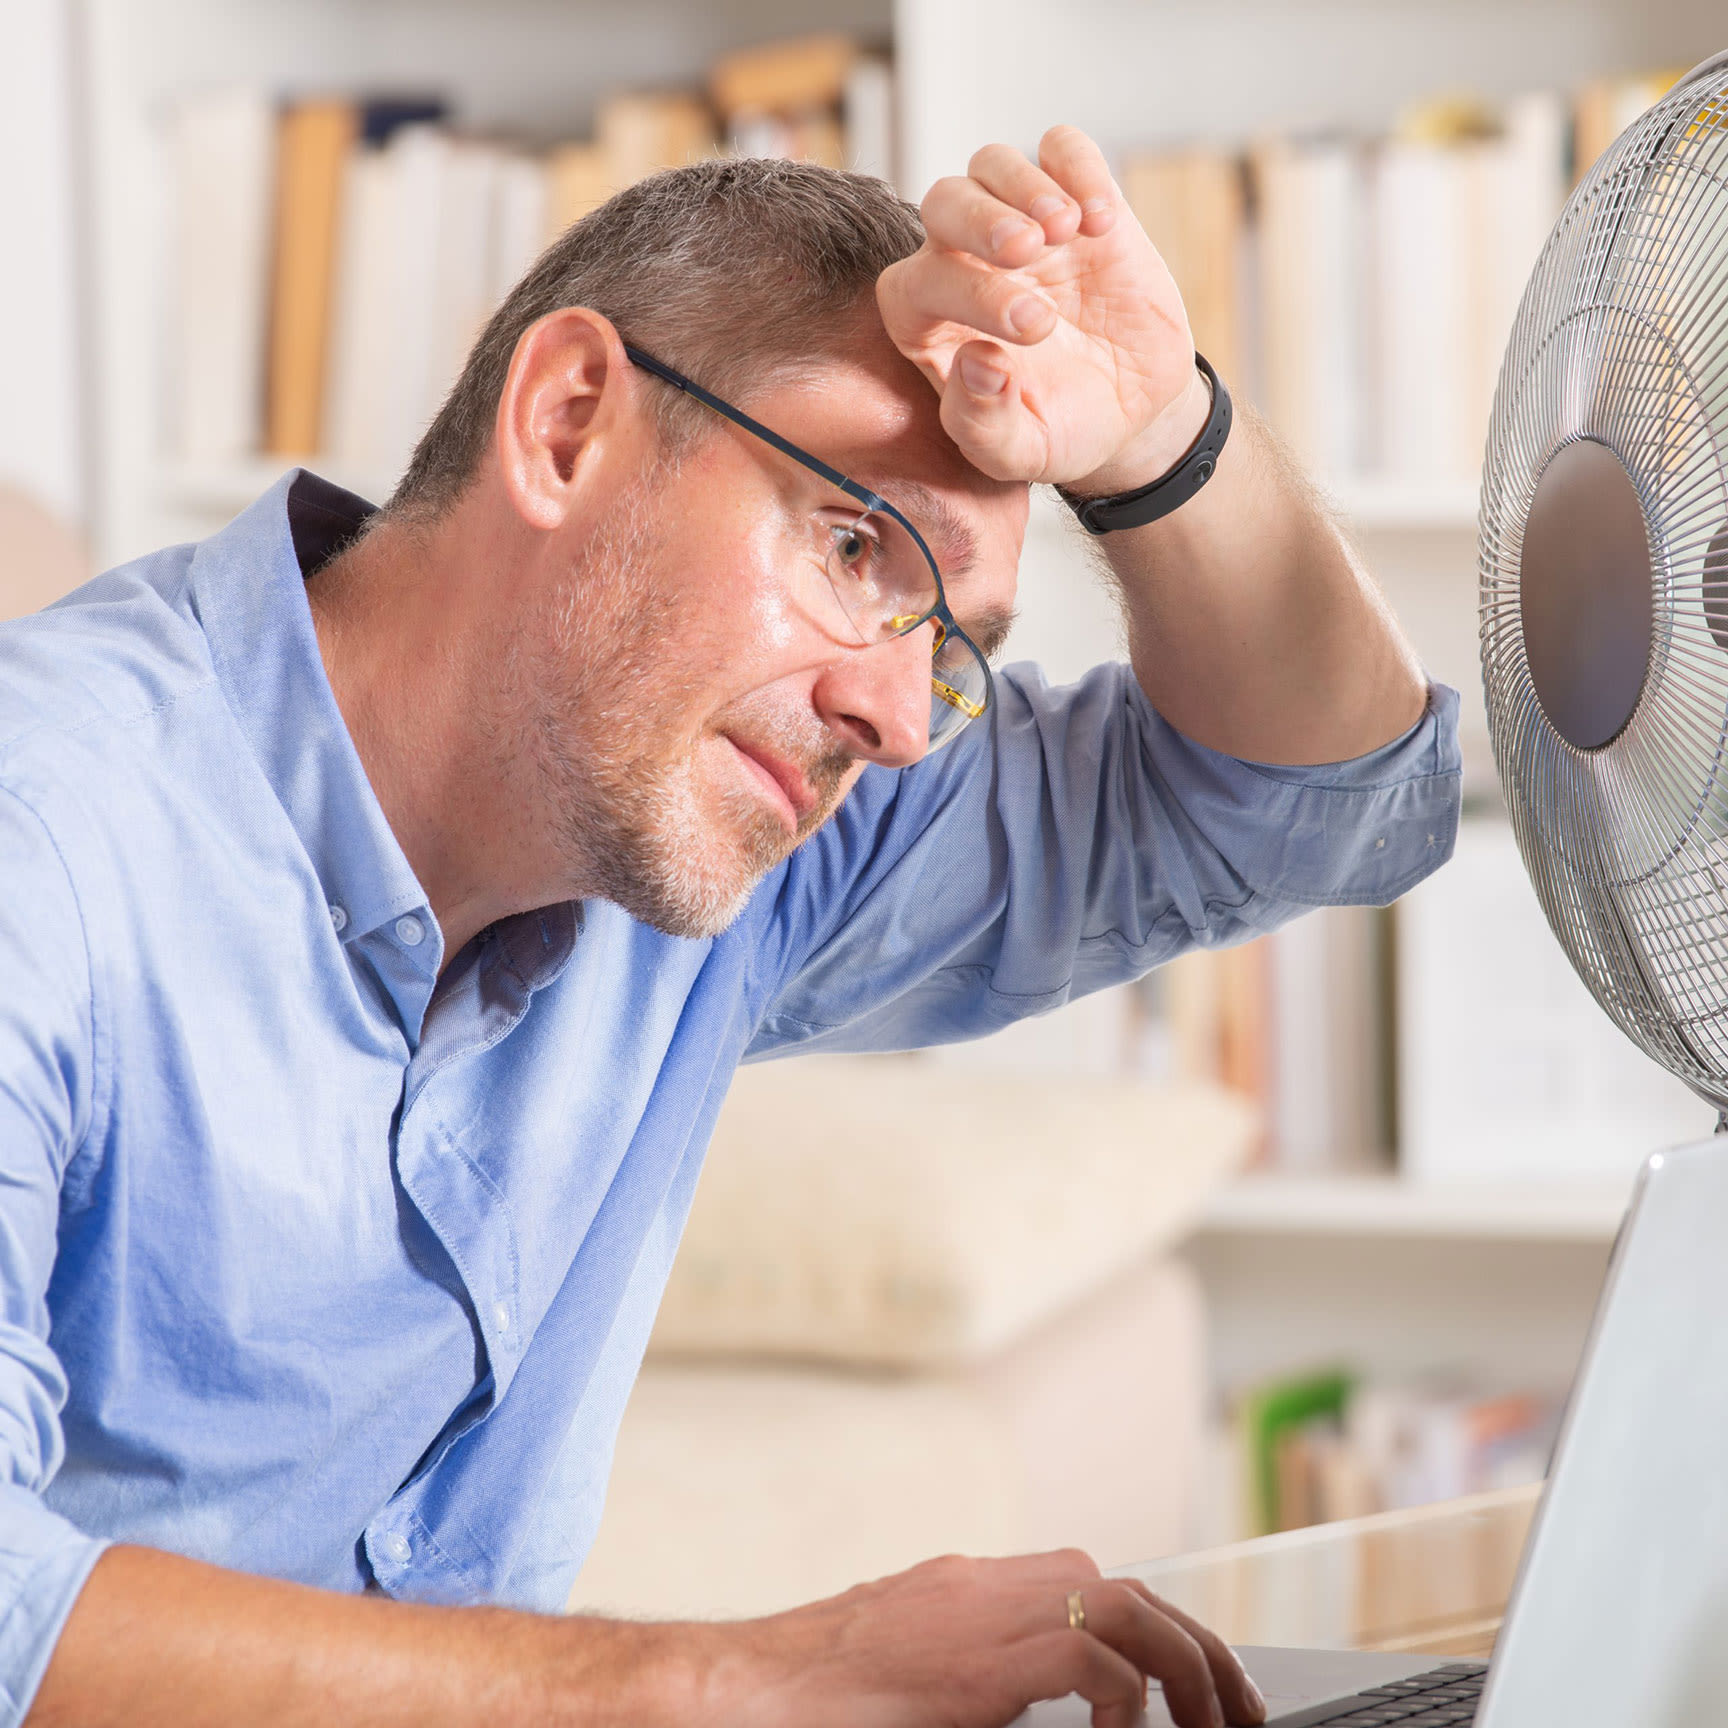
[1066,1588,1088,1632]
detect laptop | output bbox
[1020,1135,1728,1727]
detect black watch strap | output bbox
[1059,353,1232,535]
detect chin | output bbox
[596,771,800,942]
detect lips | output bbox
[724,734,817,831]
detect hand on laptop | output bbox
[875,124,1213,500]
[702,1547,1267,1727]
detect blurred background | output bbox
[3,0,1724,1621]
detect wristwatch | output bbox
[1058,353,1232,535]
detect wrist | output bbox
[544,1617,726,1728]
[1070,363,1214,501]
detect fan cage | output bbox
[1481,59,1728,1108]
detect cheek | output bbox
[677,515,813,683]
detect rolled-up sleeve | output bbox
[747,661,1461,1056]
[0,784,109,1726]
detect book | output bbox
[1253,137,1367,477]
[1459,92,1568,475]
[1372,136,1473,482]
[1239,1369,1558,1534]
[323,138,398,484]
[265,99,357,457]
[1574,69,1685,182]
[1121,149,1247,393]
[492,151,548,301]
[372,125,449,487]
[596,92,717,187]
[168,86,276,463]
[1396,818,1714,1182]
[843,55,894,181]
[545,142,612,239]
[1269,907,1388,1173]
[708,33,857,121]
[1162,943,1272,1159]
[427,139,502,413]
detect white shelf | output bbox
[1197,1171,1637,1243]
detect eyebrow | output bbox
[853,476,981,580]
[853,478,1017,659]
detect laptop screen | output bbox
[1481,1138,1728,1727]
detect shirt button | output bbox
[492,1301,511,1335]
[395,914,425,947]
[382,1531,411,1563]
[329,904,348,933]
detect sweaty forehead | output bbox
[748,353,1028,565]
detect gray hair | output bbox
[389,156,927,518]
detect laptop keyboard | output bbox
[1288,1661,1489,1726]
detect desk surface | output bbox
[1114,1483,1542,1660]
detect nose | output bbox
[812,626,933,768]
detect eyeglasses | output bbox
[624,344,995,751]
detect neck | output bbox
[306,499,590,965]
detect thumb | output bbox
[939,339,1046,482]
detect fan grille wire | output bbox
[1482,72,1728,1105]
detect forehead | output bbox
[737,347,1030,585]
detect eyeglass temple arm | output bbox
[622,344,947,592]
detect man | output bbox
[3,130,1457,1726]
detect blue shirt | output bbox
[0,472,1461,1720]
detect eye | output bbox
[829,521,878,582]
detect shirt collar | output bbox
[187,469,431,946]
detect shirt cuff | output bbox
[1137,681,1463,909]
[1239,681,1463,789]
[0,1484,109,1728]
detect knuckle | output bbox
[921,175,968,213]
[923,1551,979,1587]
[968,140,1018,173]
[1056,1546,1101,1578]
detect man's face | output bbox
[517,326,1027,940]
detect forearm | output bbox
[1079,377,1428,766]
[28,1543,708,1728]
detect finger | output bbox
[1077,1582,1225,1728]
[1121,1582,1266,1726]
[937,337,1055,484]
[921,173,1051,269]
[876,249,1058,348]
[967,142,1083,243]
[1038,125,1121,238]
[1000,1629,1146,1728]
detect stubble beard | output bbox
[506,471,856,941]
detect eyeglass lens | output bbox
[820,510,988,749]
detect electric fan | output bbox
[1481,49,1728,1115]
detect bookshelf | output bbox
[75,0,1725,568]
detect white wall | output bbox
[0,0,83,523]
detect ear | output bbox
[493,308,643,532]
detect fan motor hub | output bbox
[1519,437,1654,752]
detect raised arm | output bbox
[876,124,1429,765]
